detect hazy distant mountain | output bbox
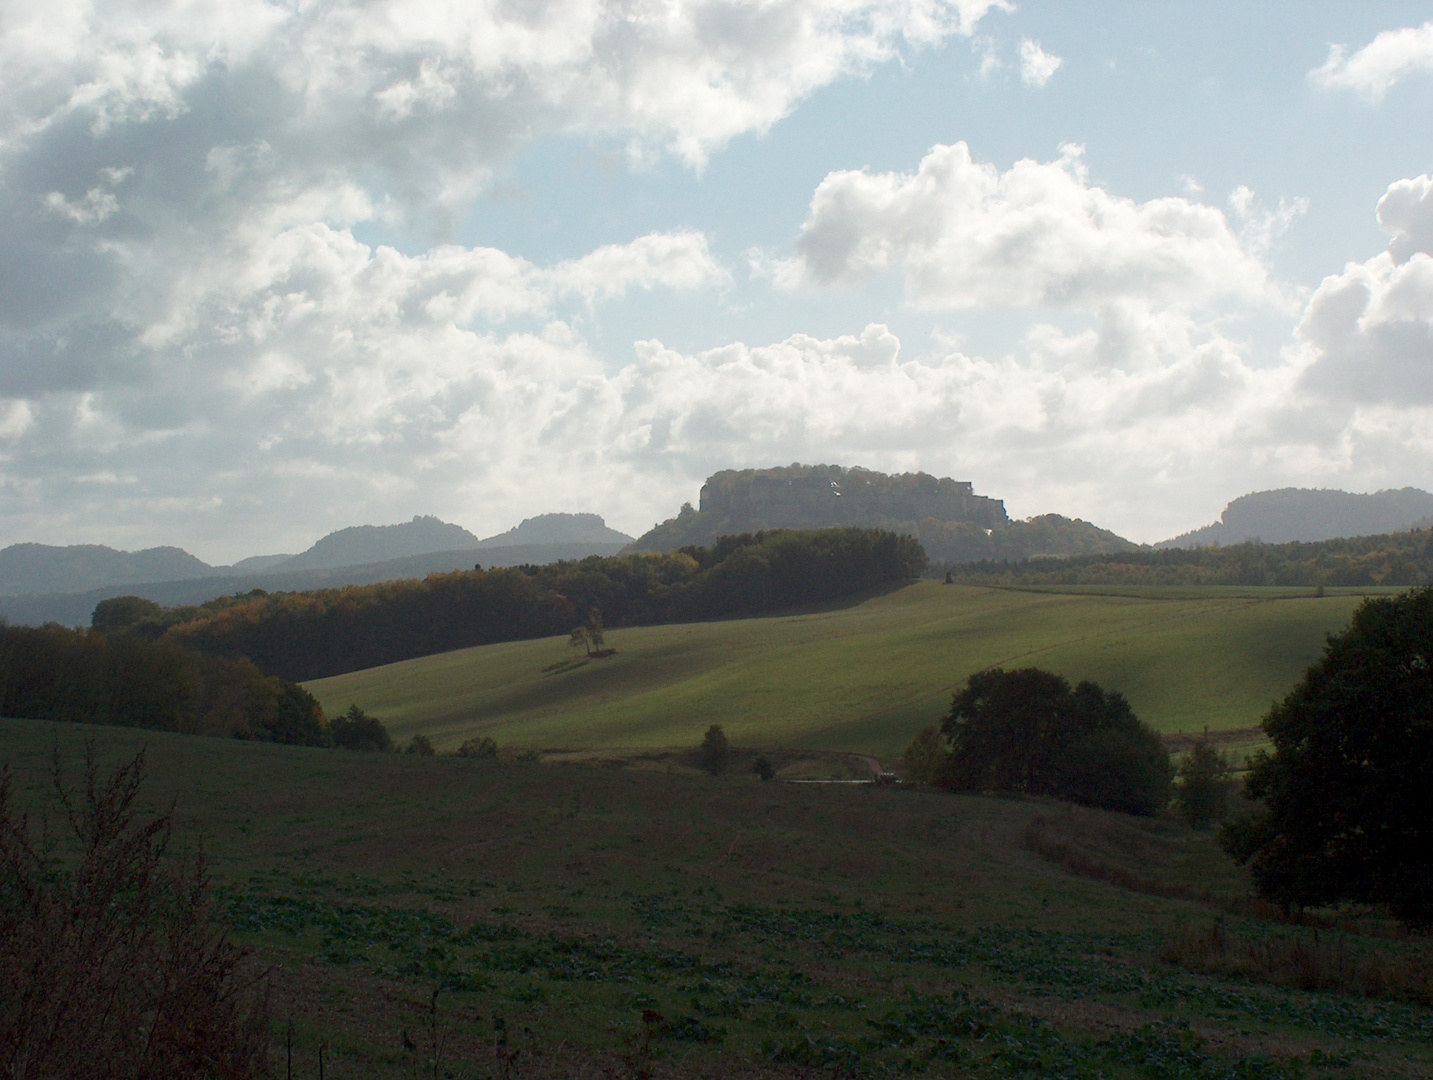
[278,515,481,572]
[0,543,216,597]
[227,553,296,573]
[0,512,632,616]
[477,512,632,549]
[0,541,642,627]
[1159,487,1433,548]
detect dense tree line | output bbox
[0,623,327,744]
[105,528,925,682]
[937,529,1433,588]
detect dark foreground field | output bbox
[4,717,1431,1079]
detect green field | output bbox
[4,716,1429,1079]
[308,582,1371,759]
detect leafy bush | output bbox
[940,668,1170,815]
[1223,588,1433,924]
[0,748,268,1077]
[330,705,393,752]
[405,734,435,756]
[697,725,729,776]
[752,755,775,781]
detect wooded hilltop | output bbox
[101,528,926,682]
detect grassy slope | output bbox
[3,717,1428,1079]
[307,582,1368,758]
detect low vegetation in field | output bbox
[2,718,1430,1079]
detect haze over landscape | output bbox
[8,8,1433,1075]
[3,3,1433,560]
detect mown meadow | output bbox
[3,716,1430,1079]
[307,582,1378,759]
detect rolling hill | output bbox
[306,580,1373,759]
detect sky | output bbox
[3,1,1433,562]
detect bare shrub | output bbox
[0,745,270,1079]
[1160,920,1433,1004]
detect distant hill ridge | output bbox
[278,515,482,572]
[0,512,633,604]
[476,513,632,549]
[0,543,215,597]
[1159,487,1433,548]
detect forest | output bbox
[0,623,326,744]
[939,528,1433,587]
[102,528,926,682]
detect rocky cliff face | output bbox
[629,465,1007,551]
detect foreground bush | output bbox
[939,668,1170,815]
[0,748,269,1078]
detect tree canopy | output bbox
[0,623,326,745]
[939,668,1170,815]
[1222,588,1433,924]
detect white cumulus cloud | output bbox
[1295,175,1433,404]
[1310,21,1433,100]
[1019,38,1061,87]
[780,142,1282,315]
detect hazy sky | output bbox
[3,1,1433,560]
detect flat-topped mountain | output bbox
[1159,487,1433,548]
[629,464,1008,552]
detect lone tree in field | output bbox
[940,668,1170,815]
[1222,588,1433,924]
[697,724,730,776]
[0,746,268,1077]
[568,608,608,657]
